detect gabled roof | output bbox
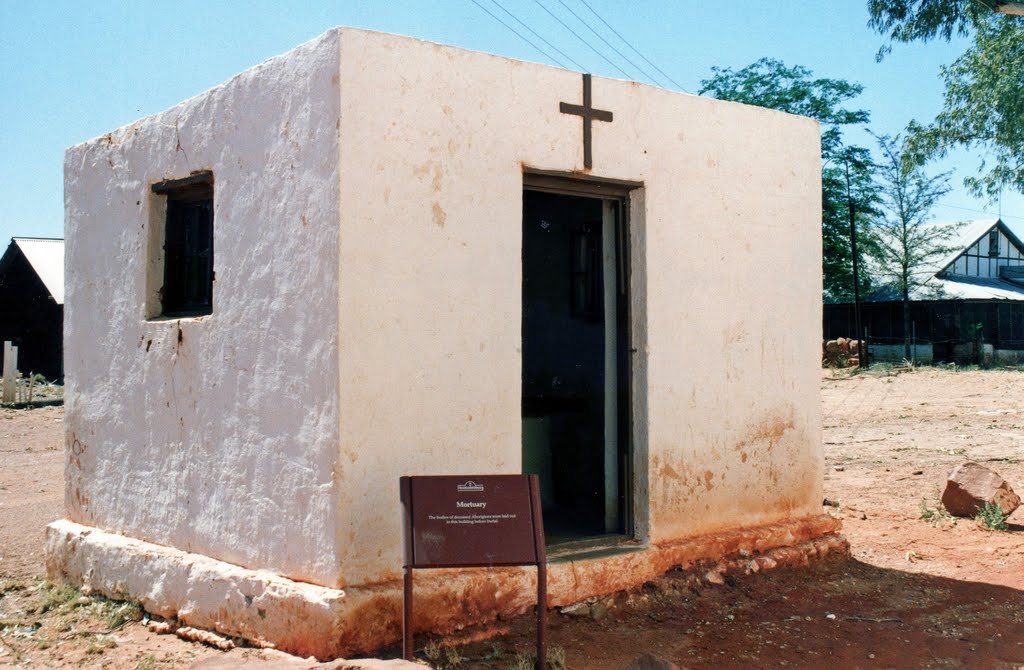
[929,218,1000,277]
[1005,219,1024,250]
[9,238,64,304]
[909,218,1024,301]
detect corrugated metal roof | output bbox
[13,238,64,304]
[912,275,1024,301]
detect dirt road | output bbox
[1,368,1023,668]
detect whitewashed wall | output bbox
[64,31,343,586]
[64,27,822,591]
[335,29,822,584]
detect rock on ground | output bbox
[941,461,1021,517]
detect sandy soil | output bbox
[1,368,1023,669]
[0,405,64,579]
[0,405,226,669]
[820,367,1024,590]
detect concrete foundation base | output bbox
[46,516,845,659]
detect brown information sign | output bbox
[405,474,540,567]
[400,474,547,668]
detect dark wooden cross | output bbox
[559,73,614,169]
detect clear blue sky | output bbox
[1,0,1020,244]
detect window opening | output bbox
[152,172,214,317]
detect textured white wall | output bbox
[335,29,822,583]
[64,27,821,591]
[64,31,343,586]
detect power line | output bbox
[577,0,689,92]
[532,0,634,79]
[937,201,1023,221]
[555,0,664,87]
[489,0,587,71]
[469,0,567,68]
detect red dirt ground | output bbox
[2,368,1024,668]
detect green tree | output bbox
[871,133,955,359]
[868,1,1024,198]
[699,58,869,157]
[825,147,881,304]
[699,58,878,301]
[867,0,1000,49]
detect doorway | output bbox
[521,186,631,544]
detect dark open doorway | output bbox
[521,186,631,545]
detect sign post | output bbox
[400,474,547,669]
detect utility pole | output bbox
[846,160,865,368]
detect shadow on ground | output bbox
[381,556,1024,669]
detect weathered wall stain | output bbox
[69,435,87,457]
[734,408,796,453]
[659,460,682,481]
[432,202,446,228]
[65,433,91,520]
[649,402,817,545]
[431,164,443,193]
[723,322,747,344]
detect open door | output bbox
[521,184,631,545]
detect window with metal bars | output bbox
[152,172,214,317]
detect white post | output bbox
[2,342,17,404]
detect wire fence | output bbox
[824,300,1024,352]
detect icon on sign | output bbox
[457,481,484,492]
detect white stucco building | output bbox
[49,28,839,658]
